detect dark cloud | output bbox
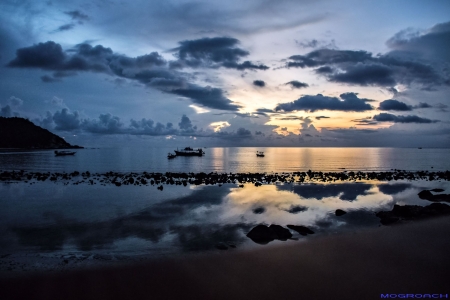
[386,21,450,63]
[329,62,396,86]
[285,44,448,87]
[285,80,308,89]
[373,113,438,123]
[287,49,373,68]
[41,75,61,83]
[55,23,75,32]
[65,10,90,22]
[172,85,240,111]
[315,66,334,74]
[315,116,330,120]
[222,61,269,70]
[253,80,265,87]
[275,92,373,112]
[278,116,304,120]
[170,37,268,70]
[415,102,432,109]
[378,99,412,111]
[7,41,66,69]
[7,41,241,111]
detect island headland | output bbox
[0,117,82,149]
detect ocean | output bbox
[0,147,449,173]
[0,147,449,273]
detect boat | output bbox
[167,153,176,159]
[256,151,265,157]
[174,147,205,157]
[54,150,76,156]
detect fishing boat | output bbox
[167,153,176,159]
[174,147,205,157]
[256,151,265,157]
[54,150,76,156]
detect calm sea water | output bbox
[0,147,449,173]
[1,147,449,273]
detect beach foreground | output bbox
[1,216,449,300]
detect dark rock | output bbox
[418,190,433,200]
[269,224,292,240]
[376,203,450,225]
[418,189,450,202]
[335,209,347,216]
[252,207,265,214]
[246,225,278,244]
[286,225,315,236]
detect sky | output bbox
[1,0,449,147]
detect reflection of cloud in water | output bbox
[378,183,411,195]
[11,186,235,252]
[170,223,253,251]
[277,183,374,201]
[314,209,382,232]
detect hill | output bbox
[0,117,83,149]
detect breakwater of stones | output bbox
[1,169,449,187]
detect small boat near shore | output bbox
[174,147,205,157]
[54,150,76,156]
[256,151,265,157]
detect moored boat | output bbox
[54,150,76,156]
[168,153,176,159]
[174,147,205,156]
[256,151,265,157]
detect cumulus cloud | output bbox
[275,92,373,112]
[0,105,13,117]
[52,108,81,131]
[8,96,23,107]
[37,109,199,136]
[170,37,268,71]
[7,41,240,111]
[373,113,438,123]
[285,80,308,89]
[253,80,265,87]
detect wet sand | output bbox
[1,216,449,300]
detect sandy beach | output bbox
[1,216,449,300]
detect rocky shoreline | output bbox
[1,169,449,187]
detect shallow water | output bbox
[1,178,448,270]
